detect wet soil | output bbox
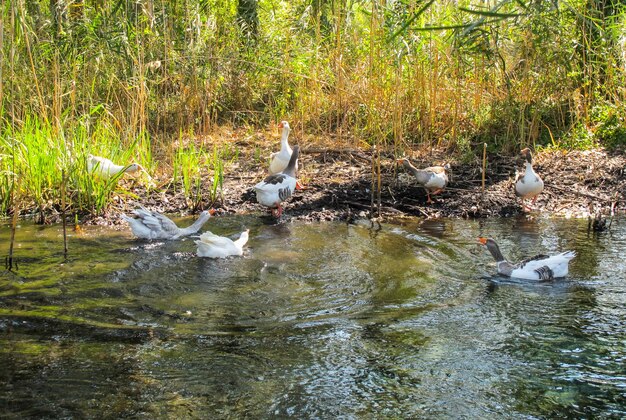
[92,144,625,226]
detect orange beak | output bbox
[478,237,488,245]
[278,122,284,129]
[209,208,217,215]
[295,180,304,190]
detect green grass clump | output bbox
[171,136,238,210]
[552,124,598,151]
[590,104,626,151]
[172,138,204,210]
[0,118,153,219]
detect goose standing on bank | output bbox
[122,207,215,240]
[397,158,450,203]
[478,237,576,280]
[514,148,544,211]
[269,121,297,174]
[255,145,300,217]
[88,154,143,180]
[196,229,249,258]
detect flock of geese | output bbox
[94,121,575,279]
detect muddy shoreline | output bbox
[8,145,625,227]
[73,146,625,227]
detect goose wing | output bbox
[423,165,447,174]
[122,213,157,239]
[512,251,576,279]
[255,173,290,192]
[197,231,236,248]
[516,254,551,267]
[261,173,287,185]
[133,207,179,236]
[421,169,448,190]
[151,212,181,236]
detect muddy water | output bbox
[1,215,625,418]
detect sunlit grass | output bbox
[207,143,240,206]
[170,134,239,210]
[172,136,204,209]
[0,118,154,218]
[1,1,625,217]
[2,1,624,155]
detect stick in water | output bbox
[61,170,68,258]
[482,142,487,194]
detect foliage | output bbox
[1,0,625,217]
[2,1,624,148]
[589,103,626,151]
[0,118,153,218]
[172,138,204,210]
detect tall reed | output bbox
[4,1,623,152]
[0,0,624,219]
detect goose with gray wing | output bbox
[478,237,575,280]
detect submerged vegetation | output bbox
[1,1,626,217]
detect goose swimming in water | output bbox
[195,229,249,258]
[122,207,215,240]
[478,237,576,280]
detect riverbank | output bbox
[6,129,624,227]
[87,143,625,226]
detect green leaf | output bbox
[388,0,436,42]
[458,7,520,18]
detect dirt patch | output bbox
[91,145,625,226]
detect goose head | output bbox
[478,237,506,262]
[125,163,144,174]
[396,158,412,168]
[397,158,422,175]
[278,121,291,132]
[203,208,217,218]
[195,208,216,222]
[278,121,291,146]
[520,148,533,164]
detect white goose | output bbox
[255,145,300,217]
[269,121,297,174]
[514,148,544,211]
[397,158,450,203]
[479,237,576,280]
[195,229,249,258]
[121,207,215,240]
[88,154,143,180]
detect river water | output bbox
[1,215,625,418]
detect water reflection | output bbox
[1,216,624,417]
[417,218,449,238]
